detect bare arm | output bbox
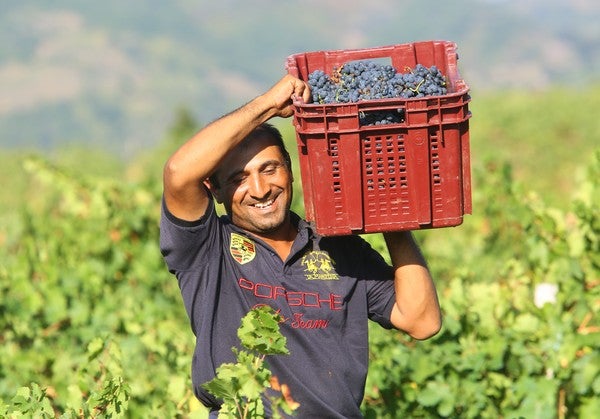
[385,231,441,339]
[162,75,311,221]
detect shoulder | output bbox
[319,233,373,253]
[160,198,234,267]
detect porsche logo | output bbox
[230,233,256,265]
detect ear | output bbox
[203,179,223,203]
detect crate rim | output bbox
[285,39,460,62]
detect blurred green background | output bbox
[1,1,599,417]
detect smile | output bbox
[252,199,275,209]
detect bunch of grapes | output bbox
[307,61,448,125]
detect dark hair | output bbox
[208,122,291,188]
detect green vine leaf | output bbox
[202,306,298,418]
[238,306,288,355]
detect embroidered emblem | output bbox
[301,251,339,280]
[230,233,256,265]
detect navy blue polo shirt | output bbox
[160,198,396,418]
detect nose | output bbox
[247,173,270,199]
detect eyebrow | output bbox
[259,159,285,170]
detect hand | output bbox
[262,74,311,118]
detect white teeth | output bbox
[254,199,274,209]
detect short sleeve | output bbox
[159,196,216,272]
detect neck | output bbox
[252,220,297,261]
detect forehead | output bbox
[217,135,285,178]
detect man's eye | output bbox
[229,175,245,185]
[263,164,281,175]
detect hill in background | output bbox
[0,0,599,157]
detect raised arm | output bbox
[385,231,442,340]
[162,74,311,221]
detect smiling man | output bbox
[159,74,442,418]
[207,124,295,246]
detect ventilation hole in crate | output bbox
[364,134,409,217]
[329,138,341,197]
[332,158,340,172]
[364,138,377,194]
[432,152,440,185]
[333,166,341,191]
[376,157,384,176]
[359,108,405,127]
[398,141,405,152]
[386,138,395,152]
[329,140,339,156]
[367,134,399,212]
[365,155,374,190]
[329,139,339,156]
[394,134,411,215]
[429,131,445,213]
[398,150,408,188]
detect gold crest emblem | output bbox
[301,251,339,280]
[230,233,256,265]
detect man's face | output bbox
[210,134,294,237]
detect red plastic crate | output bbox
[285,40,472,236]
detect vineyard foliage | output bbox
[1,88,599,418]
[362,151,600,418]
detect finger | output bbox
[290,80,309,104]
[302,82,312,103]
[292,80,304,100]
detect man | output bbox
[160,74,441,418]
